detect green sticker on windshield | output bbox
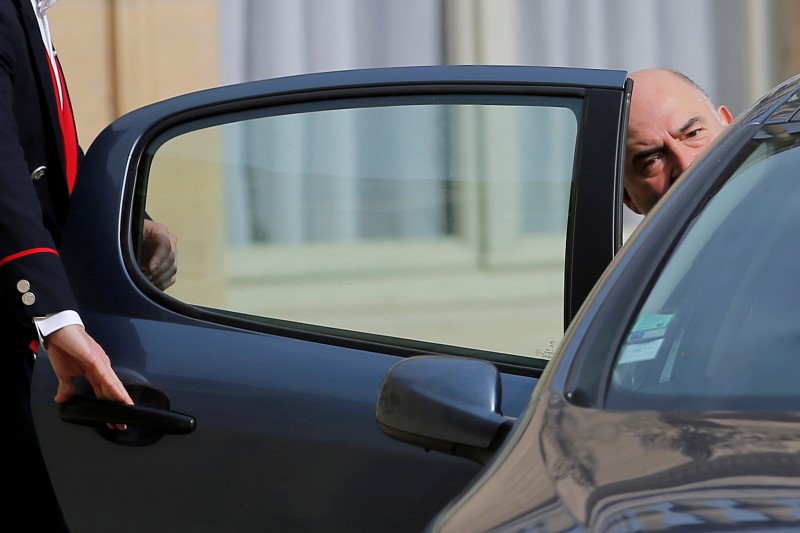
[627,313,674,343]
[632,313,674,331]
[618,313,674,364]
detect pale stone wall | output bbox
[48,0,220,146]
[47,1,800,148]
[780,0,800,82]
[48,0,223,301]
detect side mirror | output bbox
[376,355,516,464]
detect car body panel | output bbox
[434,393,800,533]
[30,65,629,531]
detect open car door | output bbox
[32,65,630,532]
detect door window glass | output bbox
[142,95,581,358]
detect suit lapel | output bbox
[16,0,67,177]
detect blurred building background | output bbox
[45,0,800,354]
[51,0,799,148]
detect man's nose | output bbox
[669,145,697,183]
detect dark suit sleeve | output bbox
[0,1,78,326]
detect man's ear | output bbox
[717,105,734,126]
[623,188,643,215]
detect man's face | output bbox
[623,70,732,215]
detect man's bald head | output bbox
[623,69,733,215]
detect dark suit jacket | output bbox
[0,0,80,348]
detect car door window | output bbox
[139,95,581,359]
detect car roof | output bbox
[739,72,800,125]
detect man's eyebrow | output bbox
[631,145,663,165]
[676,116,704,135]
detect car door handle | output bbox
[59,396,196,435]
[55,373,195,445]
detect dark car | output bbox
[377,72,800,532]
[30,65,631,532]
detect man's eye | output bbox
[642,154,661,170]
[686,128,702,138]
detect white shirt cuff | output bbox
[33,310,84,344]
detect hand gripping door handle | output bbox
[58,378,196,446]
[59,396,195,434]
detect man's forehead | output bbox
[631,73,711,121]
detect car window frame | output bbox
[118,68,628,374]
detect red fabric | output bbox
[0,247,58,267]
[47,56,79,194]
[29,339,39,353]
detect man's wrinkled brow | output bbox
[630,116,707,165]
[675,116,705,136]
[631,145,662,167]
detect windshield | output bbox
[606,131,800,410]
